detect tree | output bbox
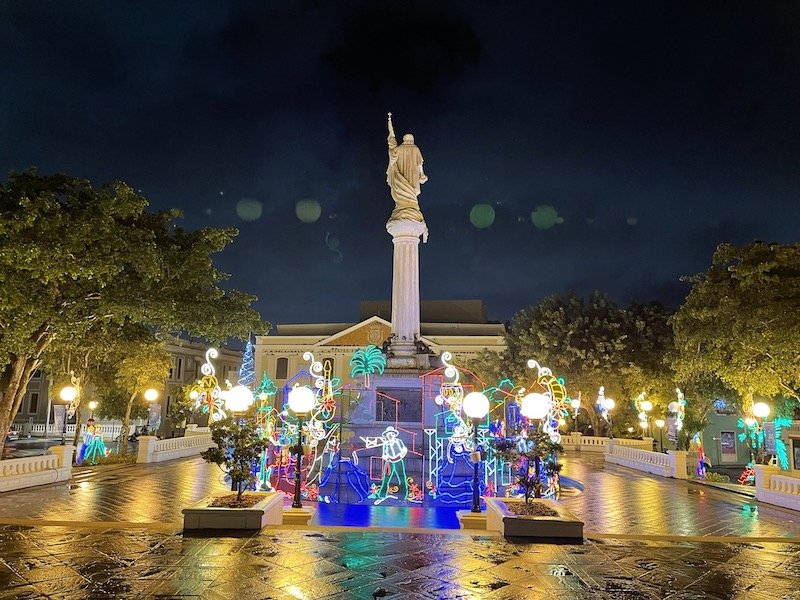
[349,345,386,388]
[201,414,267,503]
[673,242,800,413]
[112,336,172,455]
[0,171,268,448]
[493,421,563,501]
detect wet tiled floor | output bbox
[0,525,798,599]
[1,454,800,598]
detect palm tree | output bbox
[349,345,386,388]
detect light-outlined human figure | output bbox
[362,426,409,504]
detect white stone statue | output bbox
[386,112,428,234]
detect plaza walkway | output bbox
[0,454,798,598]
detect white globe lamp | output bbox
[753,402,770,419]
[144,388,159,402]
[463,392,490,420]
[641,400,653,412]
[225,385,254,413]
[520,392,551,420]
[288,385,315,415]
[603,398,616,411]
[59,386,77,402]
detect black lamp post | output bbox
[287,386,315,509]
[462,392,490,514]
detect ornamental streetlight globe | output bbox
[655,419,665,429]
[753,402,770,419]
[570,397,581,411]
[744,417,756,427]
[288,385,315,415]
[462,392,489,420]
[88,401,98,411]
[603,398,616,411]
[144,388,159,402]
[520,392,550,420]
[641,400,653,412]
[59,386,77,402]
[225,385,254,413]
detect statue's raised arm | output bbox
[385,113,428,229]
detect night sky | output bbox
[2,2,799,327]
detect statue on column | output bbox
[386,112,428,240]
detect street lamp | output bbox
[570,396,581,433]
[287,385,315,509]
[463,391,490,513]
[87,401,98,419]
[144,388,159,402]
[655,419,665,452]
[750,402,770,463]
[59,380,79,446]
[520,392,551,499]
[603,397,616,438]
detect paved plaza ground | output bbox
[0,453,798,598]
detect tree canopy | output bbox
[0,171,269,447]
[673,241,800,412]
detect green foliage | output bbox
[166,385,196,428]
[0,171,269,447]
[349,345,386,386]
[492,422,563,503]
[478,292,675,436]
[673,242,800,409]
[201,413,267,502]
[704,471,730,483]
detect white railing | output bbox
[0,446,73,493]
[136,434,214,464]
[605,442,687,479]
[560,433,652,453]
[754,466,800,511]
[23,422,130,439]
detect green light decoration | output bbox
[469,204,495,229]
[774,417,792,471]
[349,345,386,388]
[254,372,278,399]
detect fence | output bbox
[561,433,652,453]
[0,446,73,492]
[25,422,130,440]
[605,441,688,479]
[136,434,214,464]
[754,465,800,511]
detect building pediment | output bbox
[316,316,392,347]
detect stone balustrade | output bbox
[0,445,74,493]
[26,422,128,439]
[560,433,652,453]
[605,441,687,479]
[754,465,800,511]
[136,434,215,464]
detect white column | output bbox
[386,220,427,368]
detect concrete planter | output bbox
[485,497,583,542]
[182,491,284,531]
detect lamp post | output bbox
[87,401,97,419]
[463,391,490,513]
[224,385,255,491]
[520,392,551,499]
[750,401,770,464]
[58,374,79,446]
[655,419,665,452]
[570,396,581,433]
[287,385,315,509]
[603,398,616,438]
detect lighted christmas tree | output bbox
[237,337,256,387]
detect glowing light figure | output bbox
[668,388,686,431]
[77,418,109,465]
[349,345,386,388]
[189,348,226,422]
[362,426,409,504]
[597,386,610,422]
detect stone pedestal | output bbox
[386,219,427,369]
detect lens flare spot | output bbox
[296,199,322,223]
[469,204,495,229]
[531,205,564,230]
[236,198,262,222]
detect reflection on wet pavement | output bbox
[0,526,798,599]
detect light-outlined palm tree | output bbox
[349,345,386,388]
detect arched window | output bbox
[276,357,289,380]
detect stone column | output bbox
[667,449,688,480]
[137,436,158,464]
[386,220,427,369]
[49,444,74,468]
